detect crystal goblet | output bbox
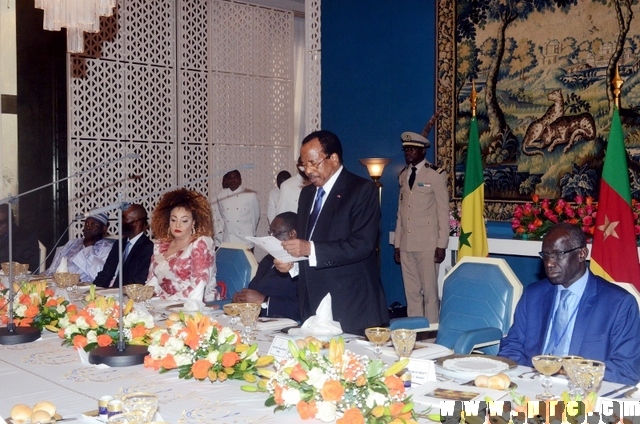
[532,355,563,400]
[122,392,158,422]
[237,302,261,343]
[561,355,583,396]
[365,327,391,359]
[223,303,241,328]
[391,329,417,359]
[563,358,605,397]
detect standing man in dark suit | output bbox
[276,130,389,334]
[233,212,300,321]
[93,204,153,288]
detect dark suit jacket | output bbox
[93,234,154,288]
[249,255,299,321]
[297,168,389,334]
[0,226,40,273]
[498,272,640,384]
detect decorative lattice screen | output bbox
[68,0,300,241]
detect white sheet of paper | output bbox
[407,358,437,386]
[245,236,307,262]
[268,335,293,361]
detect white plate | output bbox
[95,288,120,297]
[435,354,517,381]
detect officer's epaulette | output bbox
[425,162,444,174]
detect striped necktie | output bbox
[306,187,325,238]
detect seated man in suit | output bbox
[93,204,153,288]
[0,204,40,272]
[232,212,300,321]
[498,222,640,384]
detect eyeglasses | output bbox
[268,229,289,238]
[538,246,584,261]
[298,155,329,172]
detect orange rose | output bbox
[161,354,177,370]
[73,334,88,349]
[191,359,212,380]
[24,304,39,318]
[66,304,78,314]
[159,333,170,345]
[221,351,240,368]
[389,402,412,419]
[290,363,308,382]
[337,407,365,424]
[97,334,113,347]
[320,380,344,402]
[274,385,285,405]
[105,317,118,330]
[384,375,405,397]
[144,355,162,370]
[296,400,318,420]
[57,328,65,338]
[45,298,58,307]
[130,324,146,339]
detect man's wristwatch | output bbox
[261,296,270,309]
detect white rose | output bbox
[91,309,107,326]
[58,315,70,328]
[166,337,185,351]
[56,304,66,314]
[281,387,301,406]
[86,330,97,344]
[64,324,79,336]
[173,353,193,367]
[75,316,89,330]
[307,367,329,390]
[206,350,220,364]
[315,401,337,422]
[14,304,26,316]
[366,391,388,409]
[217,327,237,344]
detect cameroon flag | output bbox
[458,115,488,260]
[590,106,640,288]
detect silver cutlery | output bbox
[602,384,633,398]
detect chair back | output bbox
[435,256,522,355]
[215,243,258,300]
[612,282,640,311]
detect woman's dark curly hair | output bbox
[150,188,214,241]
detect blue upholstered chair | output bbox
[434,256,523,355]
[208,243,258,306]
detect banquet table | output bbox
[0,294,630,424]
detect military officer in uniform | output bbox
[394,131,449,323]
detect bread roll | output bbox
[474,374,489,387]
[31,409,52,423]
[487,373,511,390]
[33,400,56,416]
[167,312,181,322]
[10,404,32,421]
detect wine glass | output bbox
[122,392,158,422]
[365,327,391,359]
[564,358,606,397]
[532,355,563,400]
[391,329,417,359]
[237,303,261,343]
[561,355,582,396]
[223,303,241,329]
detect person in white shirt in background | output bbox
[45,212,115,282]
[276,157,310,215]
[267,170,291,224]
[213,169,260,250]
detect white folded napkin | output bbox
[183,299,204,312]
[56,257,69,273]
[76,347,110,368]
[289,293,342,336]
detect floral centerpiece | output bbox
[259,337,417,424]
[144,311,273,382]
[449,201,461,236]
[511,195,597,240]
[0,280,69,330]
[50,286,154,351]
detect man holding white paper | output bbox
[275,130,389,335]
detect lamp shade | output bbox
[359,158,391,180]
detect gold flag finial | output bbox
[613,64,624,108]
[470,80,477,118]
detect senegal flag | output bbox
[458,115,488,260]
[590,106,640,288]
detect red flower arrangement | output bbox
[511,195,597,240]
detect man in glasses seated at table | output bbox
[498,222,640,384]
[93,204,154,288]
[232,212,300,321]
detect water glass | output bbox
[391,329,417,359]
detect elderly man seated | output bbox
[232,212,300,321]
[498,222,640,384]
[45,212,115,282]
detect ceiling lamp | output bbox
[34,0,117,53]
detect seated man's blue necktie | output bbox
[123,241,133,262]
[307,187,325,237]
[547,289,572,355]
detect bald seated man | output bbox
[93,204,154,288]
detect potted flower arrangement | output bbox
[51,286,154,351]
[144,312,273,382]
[259,337,418,424]
[0,280,69,331]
